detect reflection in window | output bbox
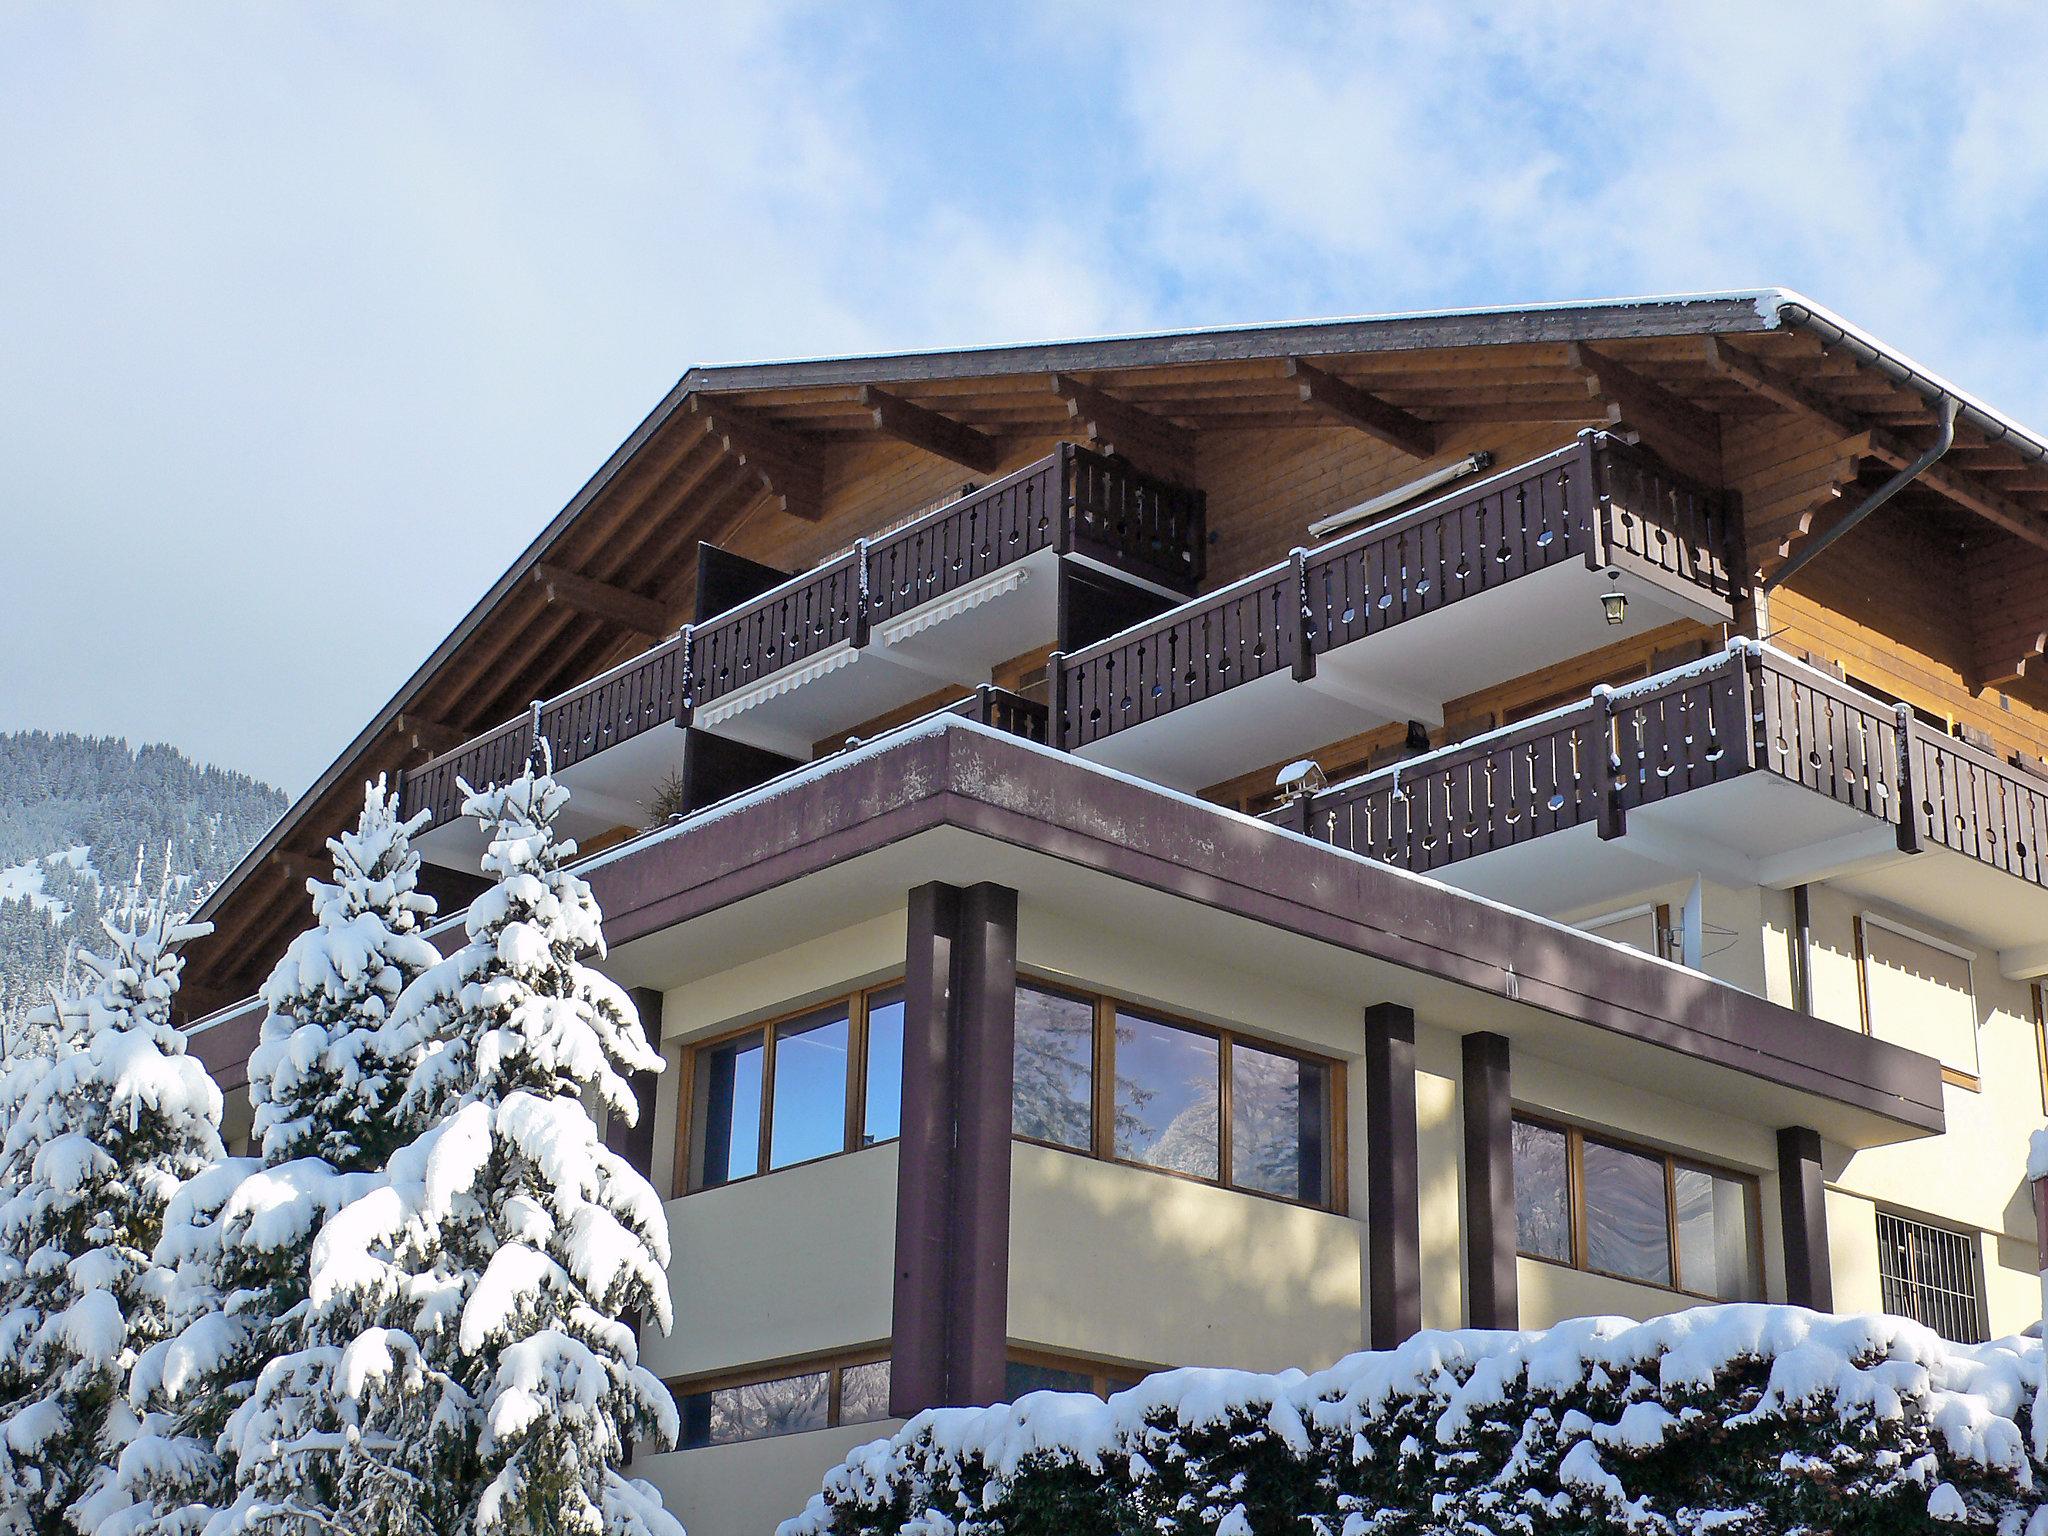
[1013,985,1095,1150]
[1005,1360,1095,1399]
[682,1370,829,1449]
[1583,1139,1671,1286]
[695,1031,764,1187]
[676,1356,893,1449]
[1512,1119,1572,1263]
[769,1009,851,1171]
[1514,1115,1757,1299]
[838,1359,893,1425]
[862,991,905,1146]
[1230,1043,1327,1202]
[1675,1165,1756,1301]
[1005,1354,1150,1402]
[1113,1012,1219,1178]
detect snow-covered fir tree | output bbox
[305,755,684,1536]
[0,881,222,1536]
[114,781,441,1536]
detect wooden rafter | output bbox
[688,395,824,521]
[1283,358,1436,458]
[857,385,1003,472]
[1049,373,1195,462]
[1705,337,2048,555]
[1567,343,1721,468]
[266,846,326,889]
[530,561,673,638]
[395,712,468,758]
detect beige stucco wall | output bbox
[1799,884,2042,1336]
[1517,1255,1696,1331]
[1009,1140,1363,1371]
[638,1420,903,1536]
[651,1144,897,1380]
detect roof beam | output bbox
[857,385,1003,473]
[1049,373,1195,463]
[1567,343,1721,467]
[1706,338,2048,555]
[1283,358,1437,458]
[395,712,469,759]
[530,562,673,638]
[687,395,825,521]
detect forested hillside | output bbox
[0,731,285,1024]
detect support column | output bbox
[605,987,663,1181]
[891,882,1018,1415]
[1364,1002,1421,1348]
[1777,1125,1833,1311]
[1461,1032,1517,1330]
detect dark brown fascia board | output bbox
[207,722,1928,1135]
[677,294,1780,393]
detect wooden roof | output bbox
[178,292,2048,1016]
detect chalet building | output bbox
[177,292,2048,1534]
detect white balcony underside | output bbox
[694,550,1060,759]
[1430,771,2048,966]
[1076,560,1722,792]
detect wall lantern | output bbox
[1600,578,1628,627]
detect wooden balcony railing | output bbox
[1265,643,2048,897]
[1055,431,1737,753]
[687,444,1204,717]
[401,635,688,830]
[394,447,1197,830]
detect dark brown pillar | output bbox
[1777,1125,1833,1311]
[1461,1032,1517,1330]
[1364,1002,1421,1348]
[606,987,663,1181]
[891,882,1018,1415]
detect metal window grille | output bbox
[1875,1211,1984,1343]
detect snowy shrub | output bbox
[0,887,222,1536]
[784,1308,2046,1536]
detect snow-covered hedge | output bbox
[784,1308,2046,1536]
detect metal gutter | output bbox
[1769,295,2048,466]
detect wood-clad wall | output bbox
[1722,412,2048,765]
[689,404,2048,777]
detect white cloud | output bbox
[3,1,2045,791]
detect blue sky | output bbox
[4,3,2046,792]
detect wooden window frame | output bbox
[1006,1346,1156,1399]
[1853,911,1982,1091]
[667,1346,894,1450]
[676,981,905,1196]
[1575,901,1675,964]
[1012,974,1348,1213]
[1511,1112,1764,1303]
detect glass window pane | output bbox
[696,1032,764,1187]
[1675,1165,1755,1300]
[838,1359,892,1426]
[1583,1138,1671,1286]
[708,1371,828,1445]
[1230,1043,1327,1202]
[863,991,904,1146]
[1012,985,1095,1150]
[769,1009,851,1170]
[1004,1361,1094,1400]
[1113,1012,1219,1179]
[1513,1120,1572,1262]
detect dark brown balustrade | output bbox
[1056,431,1736,753]
[394,447,1198,830]
[687,444,1204,717]
[1268,645,2048,896]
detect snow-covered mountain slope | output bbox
[0,730,285,1023]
